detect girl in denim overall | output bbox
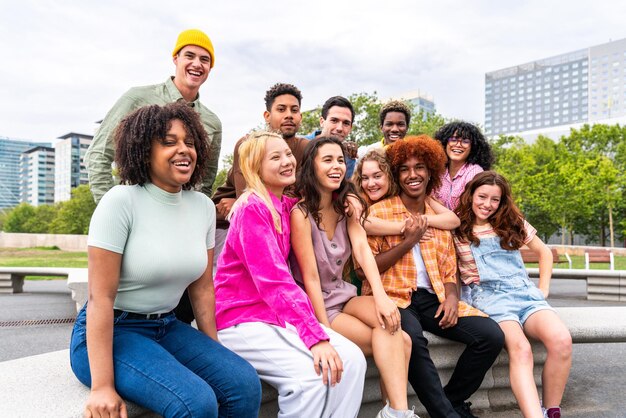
[454,171,571,418]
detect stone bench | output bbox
[0,267,86,295]
[66,268,626,311]
[527,268,626,302]
[2,306,625,418]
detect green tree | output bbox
[0,210,7,231]
[24,204,59,233]
[347,92,383,146]
[562,124,626,245]
[408,109,447,137]
[49,185,97,235]
[493,135,563,241]
[300,107,322,137]
[211,153,234,194]
[3,203,36,232]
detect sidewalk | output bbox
[1,279,625,417]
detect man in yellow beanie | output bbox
[85,28,221,203]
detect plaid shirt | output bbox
[434,163,483,211]
[365,196,485,317]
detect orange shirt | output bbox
[365,196,486,317]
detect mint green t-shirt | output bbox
[88,183,216,313]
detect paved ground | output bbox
[1,278,625,417]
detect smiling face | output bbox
[264,94,302,139]
[446,130,472,165]
[381,111,408,145]
[173,45,211,96]
[471,184,502,225]
[259,135,297,196]
[397,156,429,200]
[360,160,390,203]
[313,143,346,193]
[320,106,353,141]
[149,119,197,193]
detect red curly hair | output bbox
[455,171,527,250]
[385,135,447,196]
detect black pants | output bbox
[400,289,504,418]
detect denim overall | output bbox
[469,236,552,324]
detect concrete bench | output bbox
[521,248,572,269]
[527,268,626,302]
[0,267,87,295]
[2,306,625,418]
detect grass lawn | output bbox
[0,247,87,279]
[1,247,624,280]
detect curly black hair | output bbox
[433,121,493,170]
[296,136,368,227]
[114,102,210,190]
[264,83,303,111]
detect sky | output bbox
[2,0,626,161]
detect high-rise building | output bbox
[19,146,55,206]
[388,90,436,116]
[54,132,93,203]
[0,137,50,210]
[485,37,626,137]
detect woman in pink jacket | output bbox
[214,131,366,418]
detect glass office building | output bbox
[54,132,93,203]
[19,146,55,206]
[485,38,626,136]
[0,137,50,210]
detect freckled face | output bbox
[360,160,389,203]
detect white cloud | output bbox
[1,0,626,157]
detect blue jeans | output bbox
[70,305,261,418]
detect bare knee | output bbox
[546,330,572,361]
[507,339,534,366]
[402,331,412,360]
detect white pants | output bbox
[218,322,366,418]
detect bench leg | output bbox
[0,274,25,294]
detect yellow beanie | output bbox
[172,29,215,68]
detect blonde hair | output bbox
[236,130,286,233]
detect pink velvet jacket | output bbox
[214,192,329,349]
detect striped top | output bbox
[454,220,536,285]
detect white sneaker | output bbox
[376,401,421,418]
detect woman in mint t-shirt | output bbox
[69,103,260,418]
